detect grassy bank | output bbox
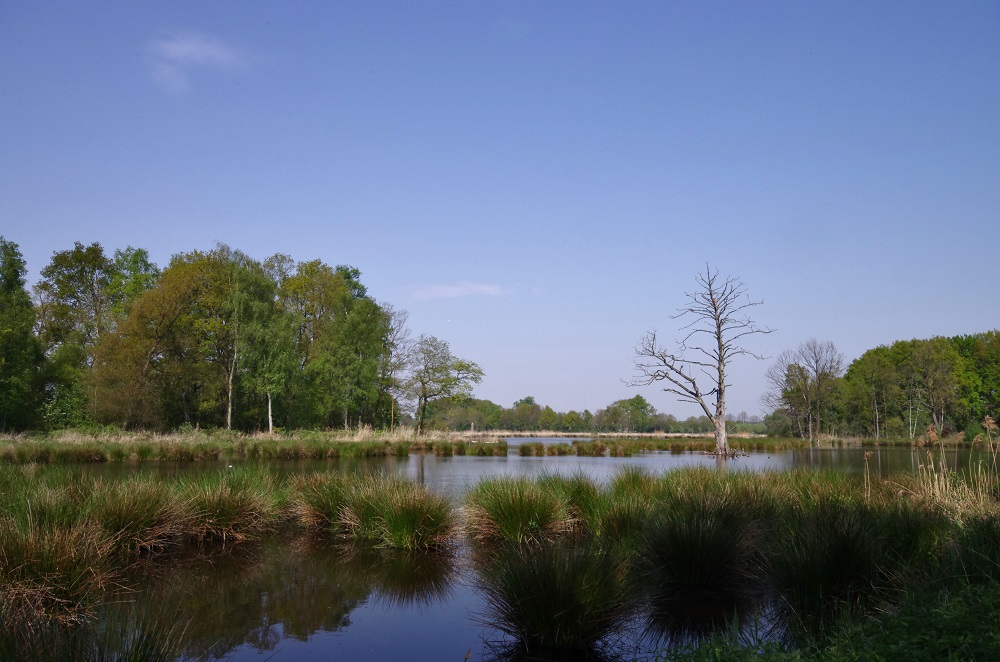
[0,429,507,464]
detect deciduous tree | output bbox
[404,335,483,435]
[0,238,42,430]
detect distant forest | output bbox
[1,238,996,439]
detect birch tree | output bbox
[631,265,771,458]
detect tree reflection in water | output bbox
[101,537,457,659]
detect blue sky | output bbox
[2,2,998,418]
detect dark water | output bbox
[74,443,994,660]
[106,541,492,661]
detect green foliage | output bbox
[405,334,484,435]
[817,582,1000,661]
[0,238,42,430]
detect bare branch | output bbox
[629,264,773,457]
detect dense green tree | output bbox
[89,258,203,428]
[504,396,542,430]
[34,241,122,426]
[538,405,560,431]
[841,347,900,439]
[241,307,298,433]
[106,246,161,320]
[907,337,964,434]
[175,245,276,429]
[0,238,42,430]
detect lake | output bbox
[72,442,995,660]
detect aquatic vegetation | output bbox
[341,474,457,550]
[179,468,283,543]
[2,457,1000,656]
[639,489,767,638]
[288,472,351,531]
[764,498,894,635]
[475,539,636,658]
[464,476,571,545]
[85,476,192,554]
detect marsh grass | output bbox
[85,476,192,554]
[518,441,545,457]
[288,472,350,531]
[609,466,664,501]
[464,476,572,545]
[6,459,1000,653]
[765,498,894,636]
[0,520,118,627]
[475,539,636,657]
[537,472,605,535]
[179,468,283,543]
[640,489,767,633]
[340,474,457,550]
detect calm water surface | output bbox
[81,443,994,660]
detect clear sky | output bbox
[2,2,998,419]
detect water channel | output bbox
[75,443,995,660]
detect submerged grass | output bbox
[475,539,636,658]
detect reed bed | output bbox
[0,434,507,466]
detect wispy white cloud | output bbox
[412,282,508,301]
[148,32,244,94]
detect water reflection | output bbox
[100,539,465,660]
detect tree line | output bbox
[423,394,766,435]
[0,238,481,433]
[764,334,1000,441]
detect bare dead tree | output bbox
[631,265,772,458]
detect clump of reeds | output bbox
[765,497,893,635]
[287,472,351,531]
[474,539,636,657]
[610,465,664,501]
[85,476,193,554]
[179,468,283,543]
[341,474,457,550]
[464,476,572,545]
[518,441,545,457]
[0,519,118,628]
[537,472,605,535]
[640,488,767,631]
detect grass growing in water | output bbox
[464,476,571,545]
[640,488,767,636]
[341,474,457,550]
[475,539,636,659]
[179,468,284,543]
